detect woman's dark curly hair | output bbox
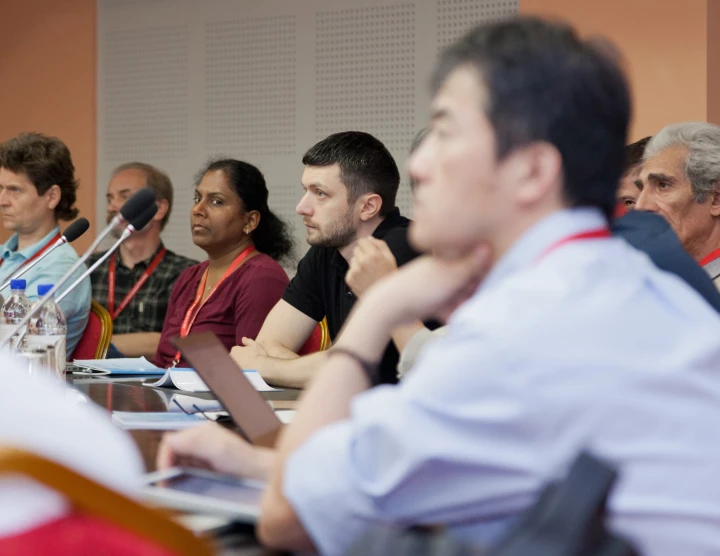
[195,158,295,263]
[0,132,79,221]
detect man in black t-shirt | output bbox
[230,131,417,387]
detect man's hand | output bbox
[345,237,398,296]
[366,244,492,326]
[156,422,275,481]
[230,337,269,372]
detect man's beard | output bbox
[307,209,356,249]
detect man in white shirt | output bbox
[158,16,720,556]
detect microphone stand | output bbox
[0,237,67,294]
[0,214,128,351]
[55,228,131,305]
[0,218,89,294]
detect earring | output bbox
[244,227,250,234]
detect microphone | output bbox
[0,188,158,351]
[0,217,90,293]
[55,203,159,304]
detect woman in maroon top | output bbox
[153,159,294,368]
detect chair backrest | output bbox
[298,317,330,356]
[0,446,212,556]
[74,300,113,360]
[1,513,179,556]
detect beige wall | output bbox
[520,0,710,141]
[0,0,97,252]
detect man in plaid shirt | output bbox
[88,163,196,359]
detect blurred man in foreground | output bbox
[159,17,720,556]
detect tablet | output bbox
[142,467,264,521]
[172,332,282,448]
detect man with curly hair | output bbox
[0,132,90,356]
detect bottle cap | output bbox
[10,279,26,290]
[37,284,53,297]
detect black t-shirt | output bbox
[282,208,418,384]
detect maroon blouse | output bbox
[152,253,289,368]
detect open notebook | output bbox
[144,368,281,392]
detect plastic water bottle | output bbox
[0,279,32,345]
[27,284,67,376]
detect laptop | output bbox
[172,331,282,448]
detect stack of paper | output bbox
[72,357,165,376]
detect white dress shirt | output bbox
[0,354,143,537]
[284,208,720,556]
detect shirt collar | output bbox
[371,208,404,239]
[479,207,608,292]
[0,226,61,263]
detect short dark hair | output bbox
[195,159,294,263]
[0,132,79,221]
[433,17,631,219]
[112,162,174,230]
[623,136,652,174]
[302,131,400,217]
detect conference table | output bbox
[66,372,299,555]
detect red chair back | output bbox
[73,300,113,359]
[298,317,330,355]
[0,514,177,556]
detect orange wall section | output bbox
[0,0,97,253]
[707,0,720,125]
[520,0,709,142]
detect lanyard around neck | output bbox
[0,231,62,271]
[170,245,255,367]
[108,247,167,320]
[699,247,720,268]
[534,228,611,263]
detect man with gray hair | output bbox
[635,122,720,287]
[88,163,196,359]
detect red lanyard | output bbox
[171,245,255,366]
[535,228,611,263]
[108,247,167,320]
[0,232,61,271]
[699,248,720,268]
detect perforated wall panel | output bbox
[205,16,297,157]
[98,0,518,264]
[102,26,189,163]
[438,0,517,52]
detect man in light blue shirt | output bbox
[0,133,90,356]
[157,17,720,556]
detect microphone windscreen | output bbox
[62,217,90,243]
[119,188,157,222]
[130,203,159,232]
